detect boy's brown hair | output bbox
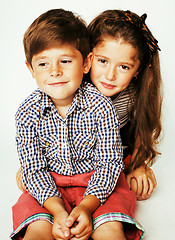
[23,9,90,66]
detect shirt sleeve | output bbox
[16,118,61,206]
[84,103,124,204]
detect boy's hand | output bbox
[52,210,74,240]
[66,204,93,240]
[44,197,73,240]
[65,195,100,240]
[16,168,25,192]
[126,165,157,200]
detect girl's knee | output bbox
[92,221,126,240]
[23,220,53,240]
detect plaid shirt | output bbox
[16,82,123,206]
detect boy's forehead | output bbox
[48,40,76,48]
[32,43,83,60]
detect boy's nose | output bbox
[50,65,63,77]
[105,66,116,81]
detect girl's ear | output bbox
[133,70,140,78]
[83,52,93,74]
[25,60,35,79]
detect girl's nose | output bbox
[105,66,116,81]
[49,64,63,77]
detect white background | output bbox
[0,0,175,239]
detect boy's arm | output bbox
[16,119,60,206]
[84,102,124,205]
[44,196,72,239]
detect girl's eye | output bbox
[120,65,130,70]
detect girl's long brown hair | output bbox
[88,10,163,172]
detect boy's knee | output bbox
[92,221,126,240]
[24,220,53,240]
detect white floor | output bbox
[135,156,175,239]
[1,0,175,239]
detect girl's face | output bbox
[90,37,140,97]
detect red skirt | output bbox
[10,171,144,240]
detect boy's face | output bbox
[90,37,140,97]
[26,44,91,107]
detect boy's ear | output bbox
[83,52,93,74]
[25,60,35,79]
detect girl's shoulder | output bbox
[112,82,136,128]
[113,82,135,102]
[81,81,115,107]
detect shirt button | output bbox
[45,142,50,146]
[66,165,72,171]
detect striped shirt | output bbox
[16,82,123,206]
[113,82,136,129]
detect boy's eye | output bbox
[38,62,48,67]
[61,59,72,64]
[98,58,107,64]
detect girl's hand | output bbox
[66,204,93,240]
[126,165,157,200]
[16,168,25,192]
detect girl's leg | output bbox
[91,221,126,240]
[23,220,53,240]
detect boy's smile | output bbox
[90,37,140,97]
[26,44,90,109]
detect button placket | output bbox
[62,121,73,174]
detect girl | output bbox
[88,9,162,201]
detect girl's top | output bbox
[15,82,123,206]
[112,82,135,129]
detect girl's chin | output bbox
[101,89,120,98]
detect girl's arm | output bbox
[16,167,25,192]
[126,136,157,200]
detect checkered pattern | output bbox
[15,82,123,206]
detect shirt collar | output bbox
[39,82,97,117]
[40,92,55,117]
[73,82,97,110]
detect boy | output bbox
[11,9,135,240]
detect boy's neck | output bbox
[51,96,74,119]
[56,105,71,119]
